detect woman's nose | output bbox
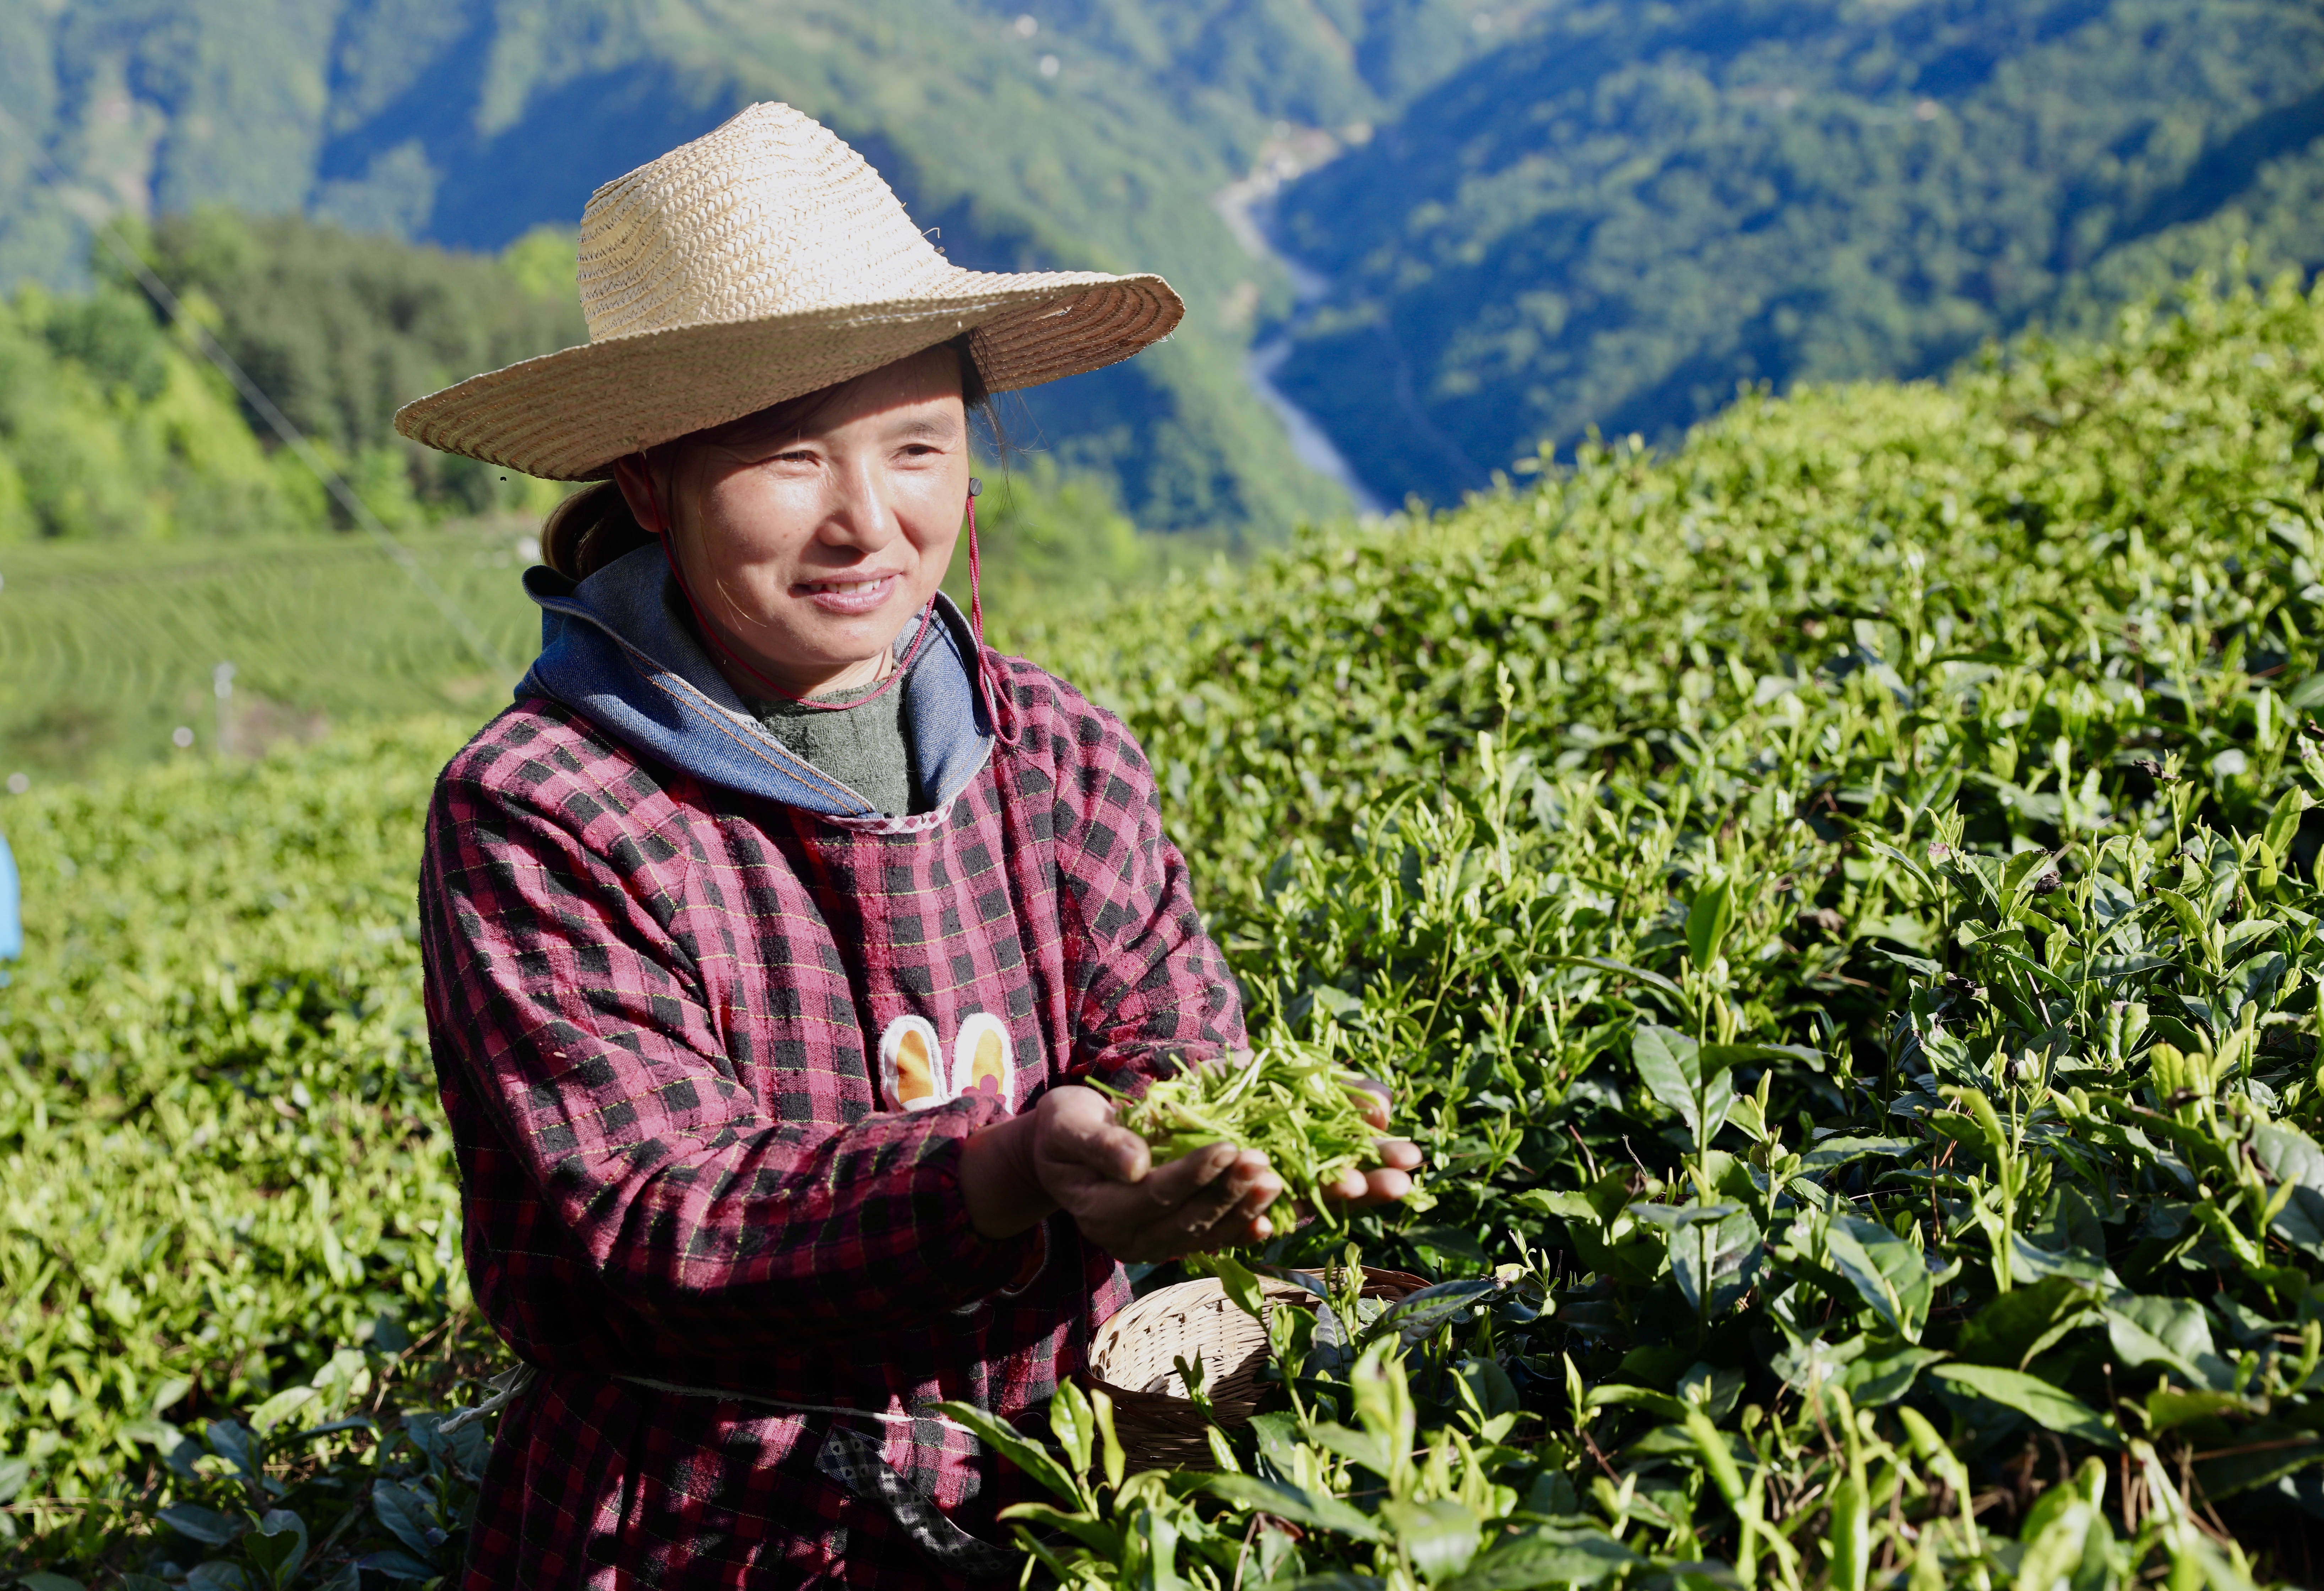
[819,457,901,550]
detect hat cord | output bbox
[963,478,1024,749]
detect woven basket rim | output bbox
[1085,1266,1430,1405]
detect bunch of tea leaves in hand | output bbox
[1113,1042,1383,1223]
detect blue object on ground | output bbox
[0,830,18,962]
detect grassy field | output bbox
[0,523,541,783]
[7,275,2324,1587]
[0,459,1180,788]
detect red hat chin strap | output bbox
[966,477,987,646]
[964,476,1021,748]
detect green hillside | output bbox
[134,210,589,517]
[6,270,2324,1586]
[0,0,1528,533]
[0,454,1171,784]
[0,524,540,782]
[0,214,584,544]
[1271,0,2324,504]
[10,1,2324,523]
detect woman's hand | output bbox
[960,1079,1426,1263]
[961,1085,1283,1261]
[1327,1080,1425,1207]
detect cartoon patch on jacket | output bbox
[879,1011,1016,1112]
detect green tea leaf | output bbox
[352,1551,434,1582]
[241,1509,308,1591]
[1685,875,1737,967]
[1954,1276,2099,1370]
[1202,1249,1269,1321]
[1370,1278,1504,1347]
[2103,1294,2235,1391]
[2264,787,2311,856]
[158,1503,244,1547]
[1821,1212,1935,1342]
[369,1482,440,1564]
[1633,1023,1733,1150]
[1931,1364,2117,1446]
[935,1401,1081,1503]
[1837,1346,1945,1406]
[1665,1205,1762,1322]
[1379,1496,1483,1580]
[1201,1473,1388,1542]
[2144,1386,2259,1434]
[1543,954,1684,1000]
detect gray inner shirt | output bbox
[748,648,929,817]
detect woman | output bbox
[398,104,1418,1587]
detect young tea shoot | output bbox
[1111,1040,1384,1226]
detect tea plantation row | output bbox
[6,273,2324,1587]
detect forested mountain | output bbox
[3,0,2320,527]
[0,215,586,540]
[0,0,1519,532]
[1270,0,2324,506]
[141,211,588,514]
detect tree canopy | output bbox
[1271,0,2324,505]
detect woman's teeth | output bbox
[808,579,886,594]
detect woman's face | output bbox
[614,347,970,699]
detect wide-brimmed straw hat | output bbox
[393,102,1183,481]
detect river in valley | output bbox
[1215,135,1389,518]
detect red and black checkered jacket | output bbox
[418,590,1244,1587]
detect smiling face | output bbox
[612,346,971,701]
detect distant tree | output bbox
[0,277,309,541]
[137,210,588,518]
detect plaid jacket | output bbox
[419,565,1243,1587]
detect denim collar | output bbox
[516,546,992,824]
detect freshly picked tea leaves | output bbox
[1112,1042,1384,1224]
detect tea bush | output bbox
[6,272,2324,1586]
[0,722,496,1575]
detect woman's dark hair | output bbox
[541,334,990,581]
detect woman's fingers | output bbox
[1042,1082,1419,1258]
[1026,1083,1157,1188]
[1133,1149,1282,1258]
[1375,1138,1423,1172]
[1358,1166,1414,1204]
[1306,1139,1423,1209]
[1128,1141,1244,1210]
[1167,1150,1279,1233]
[1162,1166,1292,1254]
[1053,1139,1283,1261]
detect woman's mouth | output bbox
[797,574,898,615]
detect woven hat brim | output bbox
[393,270,1183,480]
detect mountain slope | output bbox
[0,0,1515,531]
[1269,0,2324,505]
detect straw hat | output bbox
[393,102,1183,481]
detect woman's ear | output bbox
[610,454,664,535]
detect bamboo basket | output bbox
[1086,1267,1428,1472]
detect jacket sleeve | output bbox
[1042,694,1249,1093]
[418,762,1037,1350]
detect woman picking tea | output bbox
[398,104,1419,1587]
